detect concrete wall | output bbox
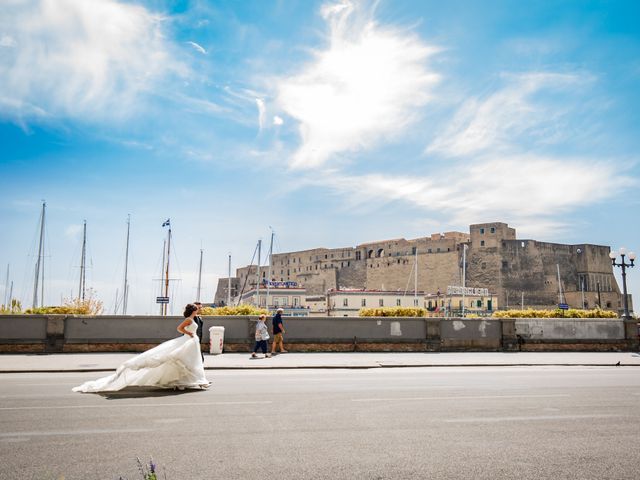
[515,319,625,340]
[0,315,636,353]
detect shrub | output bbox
[0,299,22,314]
[359,307,426,317]
[201,304,268,316]
[24,289,103,315]
[492,308,618,319]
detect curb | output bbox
[1,363,638,373]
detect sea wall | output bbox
[0,315,637,353]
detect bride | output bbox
[73,303,210,393]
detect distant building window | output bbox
[293,258,296,263]
[412,247,417,255]
[343,298,348,307]
[379,299,384,307]
[396,299,401,306]
[480,228,485,234]
[414,299,419,307]
[325,254,328,259]
[428,248,432,253]
[437,248,441,252]
[490,227,495,233]
[361,299,366,307]
[293,297,299,306]
[356,251,361,260]
[480,241,485,246]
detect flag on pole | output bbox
[162,219,170,227]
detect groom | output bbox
[193,302,205,362]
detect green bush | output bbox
[201,304,268,316]
[492,308,618,319]
[24,293,103,315]
[359,307,426,317]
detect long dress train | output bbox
[72,319,208,393]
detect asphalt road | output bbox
[0,366,638,479]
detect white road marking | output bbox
[0,400,272,411]
[444,414,621,423]
[352,394,570,402]
[0,428,153,438]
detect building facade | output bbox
[214,222,629,314]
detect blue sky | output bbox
[1,0,639,315]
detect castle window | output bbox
[368,250,374,258]
[325,254,328,259]
[481,241,485,246]
[428,248,432,253]
[355,251,361,260]
[490,227,495,233]
[502,261,508,269]
[411,247,417,255]
[347,261,350,266]
[480,228,485,234]
[377,248,384,257]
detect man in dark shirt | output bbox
[271,308,287,354]
[193,302,204,362]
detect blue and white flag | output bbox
[162,219,170,227]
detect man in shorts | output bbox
[271,307,287,354]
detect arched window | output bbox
[368,250,374,258]
[377,248,384,257]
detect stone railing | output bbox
[0,315,637,353]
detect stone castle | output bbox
[214,222,628,312]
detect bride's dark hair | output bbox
[183,303,198,318]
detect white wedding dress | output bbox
[73,319,208,393]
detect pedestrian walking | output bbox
[251,314,271,358]
[271,307,287,354]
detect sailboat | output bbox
[32,201,46,308]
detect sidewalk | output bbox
[1,351,639,373]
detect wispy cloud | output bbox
[306,153,635,236]
[187,41,207,54]
[426,72,587,157]
[275,0,440,169]
[0,0,185,124]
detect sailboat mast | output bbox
[4,264,9,307]
[227,254,231,306]
[160,239,166,316]
[79,220,87,301]
[556,263,564,305]
[122,215,130,315]
[32,201,46,308]
[266,228,274,310]
[256,239,262,308]
[196,249,203,303]
[164,227,172,315]
[414,246,418,303]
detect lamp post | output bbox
[609,247,635,320]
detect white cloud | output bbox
[0,0,185,123]
[275,0,440,169]
[187,41,207,54]
[65,224,84,238]
[256,98,266,131]
[311,154,635,235]
[273,115,284,126]
[426,72,585,157]
[0,35,16,47]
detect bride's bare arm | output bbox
[177,318,194,337]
